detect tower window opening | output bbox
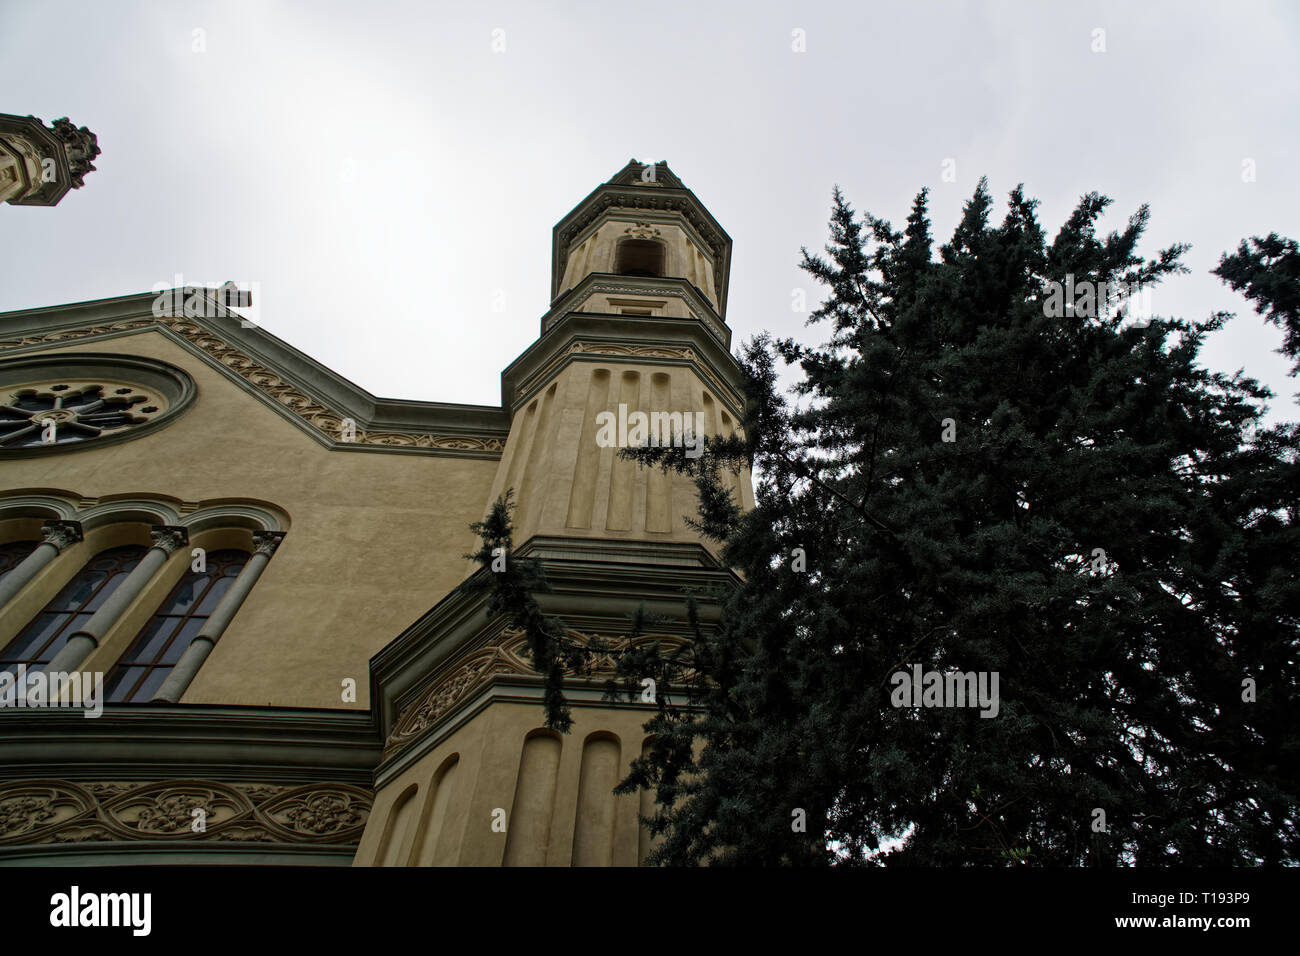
[615,239,665,278]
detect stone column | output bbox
[0,520,82,610]
[43,525,188,674]
[152,531,283,703]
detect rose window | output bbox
[0,381,165,448]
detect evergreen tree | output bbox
[471,182,1299,866]
[1213,233,1300,374]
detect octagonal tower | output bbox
[358,161,751,867]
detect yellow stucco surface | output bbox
[0,329,498,708]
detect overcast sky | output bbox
[2,0,1297,421]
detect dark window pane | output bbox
[0,541,37,585]
[105,666,146,703]
[162,618,205,664]
[1,614,65,661]
[132,617,178,664]
[2,545,146,666]
[132,667,171,702]
[62,570,108,608]
[169,574,210,611]
[38,630,73,663]
[196,576,233,614]
[83,571,129,609]
[103,547,251,700]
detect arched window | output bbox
[0,540,38,588]
[0,545,146,677]
[615,239,665,278]
[103,548,249,703]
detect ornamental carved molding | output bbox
[49,117,101,188]
[548,280,727,345]
[149,525,188,554]
[383,627,694,757]
[251,530,284,556]
[0,317,505,454]
[623,222,661,240]
[570,342,695,360]
[516,341,742,416]
[0,779,372,847]
[41,520,83,552]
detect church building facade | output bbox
[0,161,751,865]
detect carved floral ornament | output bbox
[623,222,661,240]
[570,342,694,360]
[383,627,696,757]
[49,117,101,188]
[0,780,372,846]
[0,317,505,453]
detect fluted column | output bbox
[152,531,283,703]
[43,525,188,674]
[0,520,81,609]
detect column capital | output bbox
[40,520,83,552]
[149,525,189,554]
[252,531,285,557]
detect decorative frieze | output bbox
[0,779,372,846]
[383,627,694,758]
[0,317,506,454]
[548,278,727,344]
[570,342,695,360]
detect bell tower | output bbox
[355,161,750,866]
[551,160,730,318]
[484,159,748,548]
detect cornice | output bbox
[543,272,729,347]
[0,704,381,785]
[370,538,738,756]
[375,602,722,784]
[502,309,747,419]
[0,292,511,458]
[390,626,700,749]
[375,680,660,789]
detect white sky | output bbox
[2,0,1297,420]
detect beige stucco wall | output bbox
[0,329,498,709]
[490,358,753,552]
[354,698,659,866]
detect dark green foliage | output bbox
[1214,233,1300,374]
[617,182,1299,865]
[462,489,588,733]
[468,183,1300,866]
